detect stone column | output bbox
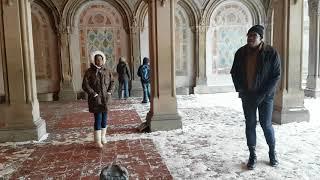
[305,0,320,97]
[0,0,46,142]
[193,21,208,93]
[130,17,143,97]
[146,0,182,131]
[272,0,309,124]
[58,25,77,100]
[265,9,273,46]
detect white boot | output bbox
[101,128,107,144]
[94,130,103,148]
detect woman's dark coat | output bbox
[82,63,115,113]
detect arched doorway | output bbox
[77,2,129,76]
[175,4,195,94]
[206,1,253,89]
[31,3,60,101]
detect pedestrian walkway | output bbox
[0,99,173,179]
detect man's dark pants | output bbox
[241,94,275,147]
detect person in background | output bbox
[82,51,115,148]
[116,57,131,100]
[137,57,151,103]
[230,25,281,170]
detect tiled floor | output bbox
[0,99,173,179]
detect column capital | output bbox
[130,16,140,34]
[196,26,207,33]
[159,0,167,7]
[196,17,207,33]
[58,25,70,35]
[6,0,14,6]
[308,0,320,16]
[130,26,140,34]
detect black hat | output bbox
[248,25,264,39]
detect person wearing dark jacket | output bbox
[82,51,115,148]
[116,57,131,99]
[137,57,151,103]
[230,25,281,170]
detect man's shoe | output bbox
[269,151,279,167]
[247,156,257,170]
[247,146,257,170]
[269,145,279,167]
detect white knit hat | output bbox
[90,50,106,65]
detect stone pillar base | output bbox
[147,112,182,131]
[0,95,5,103]
[272,107,310,124]
[0,121,46,142]
[38,93,56,102]
[0,104,47,142]
[176,87,191,95]
[304,88,320,98]
[59,82,77,101]
[194,85,234,94]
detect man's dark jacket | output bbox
[230,43,281,98]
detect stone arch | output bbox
[203,0,266,26]
[134,0,148,31]
[178,0,201,29]
[62,0,132,33]
[77,1,129,76]
[62,0,132,92]
[33,0,60,32]
[204,0,264,87]
[31,2,60,101]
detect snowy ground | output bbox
[1,93,319,179]
[108,93,320,180]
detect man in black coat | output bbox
[230,25,281,170]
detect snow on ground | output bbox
[108,93,320,180]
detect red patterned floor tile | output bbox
[55,112,92,129]
[54,110,141,130]
[4,100,172,179]
[108,109,142,125]
[9,139,172,179]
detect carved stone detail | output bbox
[7,0,14,6]
[308,0,320,16]
[159,0,167,7]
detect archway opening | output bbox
[175,4,195,95]
[206,1,253,89]
[31,3,60,101]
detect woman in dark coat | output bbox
[116,57,131,99]
[82,51,115,148]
